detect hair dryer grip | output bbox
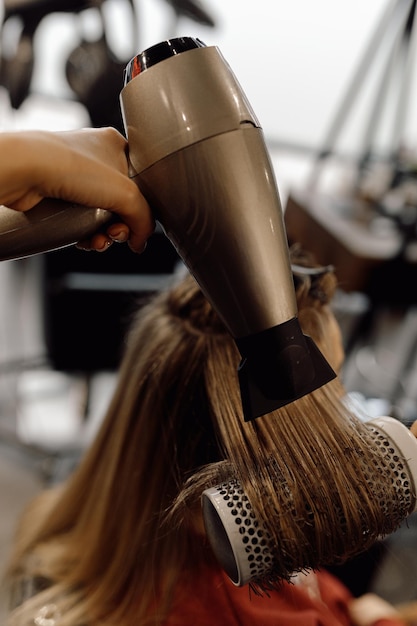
[0,200,113,261]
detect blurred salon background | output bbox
[2,0,417,618]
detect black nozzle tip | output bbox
[236,318,336,421]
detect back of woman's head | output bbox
[6,246,405,624]
[162,254,408,587]
[116,245,340,486]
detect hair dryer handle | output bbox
[0,200,114,261]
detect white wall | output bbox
[4,0,415,155]
[0,0,417,155]
[139,0,397,151]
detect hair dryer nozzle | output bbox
[236,317,336,421]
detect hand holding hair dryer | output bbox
[0,36,335,420]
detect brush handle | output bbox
[0,200,114,261]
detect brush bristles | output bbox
[175,384,416,591]
[235,393,414,590]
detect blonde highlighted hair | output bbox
[4,247,407,624]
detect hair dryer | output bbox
[0,36,335,420]
[119,36,335,420]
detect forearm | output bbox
[0,129,131,210]
[0,128,154,252]
[0,132,44,209]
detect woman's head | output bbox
[113,244,343,488]
[162,252,409,587]
[5,245,407,624]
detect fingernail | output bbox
[129,241,148,254]
[109,231,128,243]
[96,240,112,252]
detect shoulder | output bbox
[164,566,350,626]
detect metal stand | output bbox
[309,0,417,189]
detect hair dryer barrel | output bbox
[121,40,294,336]
[120,38,336,420]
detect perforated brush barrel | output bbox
[202,416,417,587]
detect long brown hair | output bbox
[3,247,407,624]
